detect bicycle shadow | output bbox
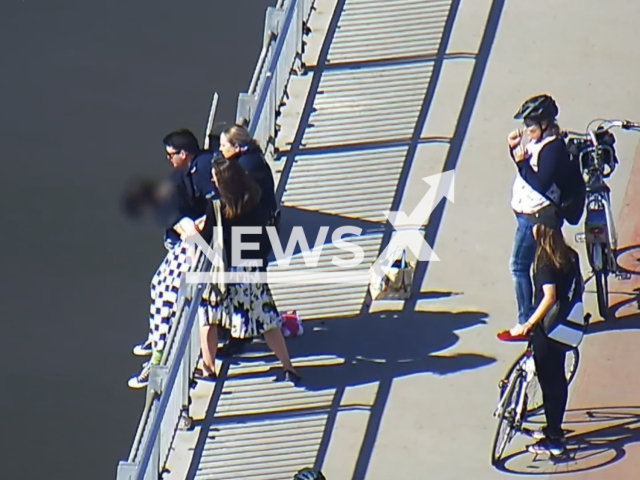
[584,286,640,335]
[495,406,640,475]
[614,243,640,278]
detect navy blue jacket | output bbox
[510,137,570,198]
[162,150,216,247]
[235,146,278,219]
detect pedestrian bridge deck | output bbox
[119,0,640,479]
[160,0,499,478]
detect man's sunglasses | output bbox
[166,149,182,158]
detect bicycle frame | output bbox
[584,187,617,272]
[494,348,535,420]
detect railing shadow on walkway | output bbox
[495,406,640,475]
[177,0,508,477]
[273,0,507,293]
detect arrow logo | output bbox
[371,169,455,275]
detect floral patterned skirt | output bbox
[198,265,282,339]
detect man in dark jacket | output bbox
[125,128,216,389]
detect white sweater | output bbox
[511,136,561,215]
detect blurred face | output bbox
[219,132,240,159]
[166,147,187,168]
[524,119,545,141]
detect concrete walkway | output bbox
[164,0,640,478]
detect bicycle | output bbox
[563,119,640,319]
[491,314,591,466]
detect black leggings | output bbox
[532,330,568,439]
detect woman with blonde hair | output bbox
[216,124,280,357]
[197,157,300,384]
[219,124,278,225]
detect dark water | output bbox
[0,1,275,478]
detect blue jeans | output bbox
[510,213,537,324]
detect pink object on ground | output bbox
[282,311,303,337]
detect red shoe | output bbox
[497,330,530,342]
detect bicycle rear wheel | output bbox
[595,271,610,319]
[492,371,525,465]
[588,242,610,319]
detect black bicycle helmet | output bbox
[514,94,559,122]
[293,468,326,480]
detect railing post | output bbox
[236,92,256,127]
[203,91,219,150]
[293,0,304,74]
[116,462,137,480]
[149,364,168,396]
[264,7,286,47]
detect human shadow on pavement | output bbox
[182,299,495,480]
[496,406,640,475]
[232,305,494,391]
[215,301,495,478]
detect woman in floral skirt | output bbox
[196,156,300,384]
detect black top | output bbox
[198,146,278,263]
[532,247,581,328]
[207,200,272,267]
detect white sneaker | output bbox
[133,339,152,356]
[128,363,150,389]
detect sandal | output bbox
[194,367,217,381]
[276,369,301,385]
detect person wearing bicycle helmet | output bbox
[293,468,326,480]
[507,94,571,326]
[510,205,584,456]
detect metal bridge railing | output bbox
[237,0,314,164]
[115,0,314,478]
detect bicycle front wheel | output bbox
[492,371,525,465]
[522,347,580,417]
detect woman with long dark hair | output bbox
[197,157,300,384]
[508,205,585,456]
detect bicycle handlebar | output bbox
[563,118,640,143]
[562,118,640,140]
